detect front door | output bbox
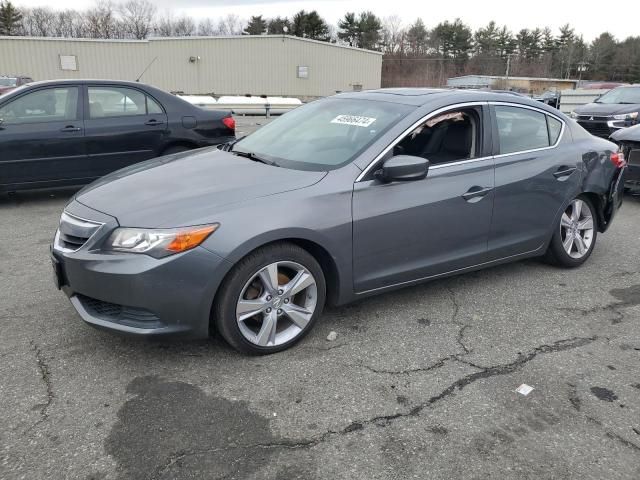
[352,104,495,293]
[0,85,85,188]
[84,85,168,176]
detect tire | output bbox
[544,195,598,268]
[213,243,326,355]
[162,145,191,156]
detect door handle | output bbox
[462,186,493,202]
[60,126,81,132]
[553,166,577,179]
[145,119,165,126]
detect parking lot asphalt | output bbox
[2,118,640,479]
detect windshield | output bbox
[235,97,414,171]
[596,87,640,104]
[0,78,17,87]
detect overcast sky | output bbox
[12,0,637,41]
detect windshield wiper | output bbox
[231,150,279,167]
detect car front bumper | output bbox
[51,201,232,339]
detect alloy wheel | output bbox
[560,199,594,259]
[236,261,318,347]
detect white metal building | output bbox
[0,35,383,98]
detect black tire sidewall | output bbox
[548,195,598,268]
[214,243,326,355]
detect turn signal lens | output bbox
[167,225,218,253]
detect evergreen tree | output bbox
[267,16,289,35]
[357,11,382,50]
[406,18,428,55]
[337,12,358,46]
[243,15,266,35]
[0,0,23,35]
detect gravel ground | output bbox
[1,119,639,479]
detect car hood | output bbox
[610,123,640,142]
[75,148,327,228]
[575,103,640,116]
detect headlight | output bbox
[104,224,219,258]
[570,111,578,119]
[612,112,639,120]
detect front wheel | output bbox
[544,196,598,268]
[213,243,326,354]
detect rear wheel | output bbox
[214,243,326,355]
[545,196,597,268]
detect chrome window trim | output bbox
[355,101,487,182]
[355,100,567,181]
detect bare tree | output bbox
[216,14,242,35]
[119,0,155,39]
[54,10,85,37]
[154,15,173,36]
[85,1,120,39]
[172,16,195,36]
[197,18,215,36]
[23,7,56,36]
[381,15,405,54]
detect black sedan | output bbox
[0,79,235,193]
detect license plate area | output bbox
[51,256,66,289]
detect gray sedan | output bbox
[51,89,626,354]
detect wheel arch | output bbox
[208,235,347,335]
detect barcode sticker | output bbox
[331,115,377,128]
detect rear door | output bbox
[487,103,580,259]
[0,85,85,188]
[84,85,168,176]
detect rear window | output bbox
[495,106,550,154]
[0,77,17,87]
[547,116,562,144]
[495,106,563,154]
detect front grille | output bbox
[577,115,609,122]
[77,294,162,328]
[55,211,103,252]
[578,121,612,138]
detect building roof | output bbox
[0,34,384,55]
[448,75,578,83]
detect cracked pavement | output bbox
[1,127,640,477]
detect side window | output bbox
[0,87,78,125]
[88,86,148,118]
[147,95,163,114]
[495,106,550,154]
[393,108,481,165]
[547,116,562,144]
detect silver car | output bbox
[52,89,626,354]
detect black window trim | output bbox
[490,101,566,157]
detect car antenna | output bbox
[135,56,158,83]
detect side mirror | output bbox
[375,155,429,183]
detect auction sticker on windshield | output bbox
[331,115,377,127]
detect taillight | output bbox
[222,116,235,131]
[610,151,626,168]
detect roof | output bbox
[337,87,552,109]
[0,34,384,56]
[448,75,579,83]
